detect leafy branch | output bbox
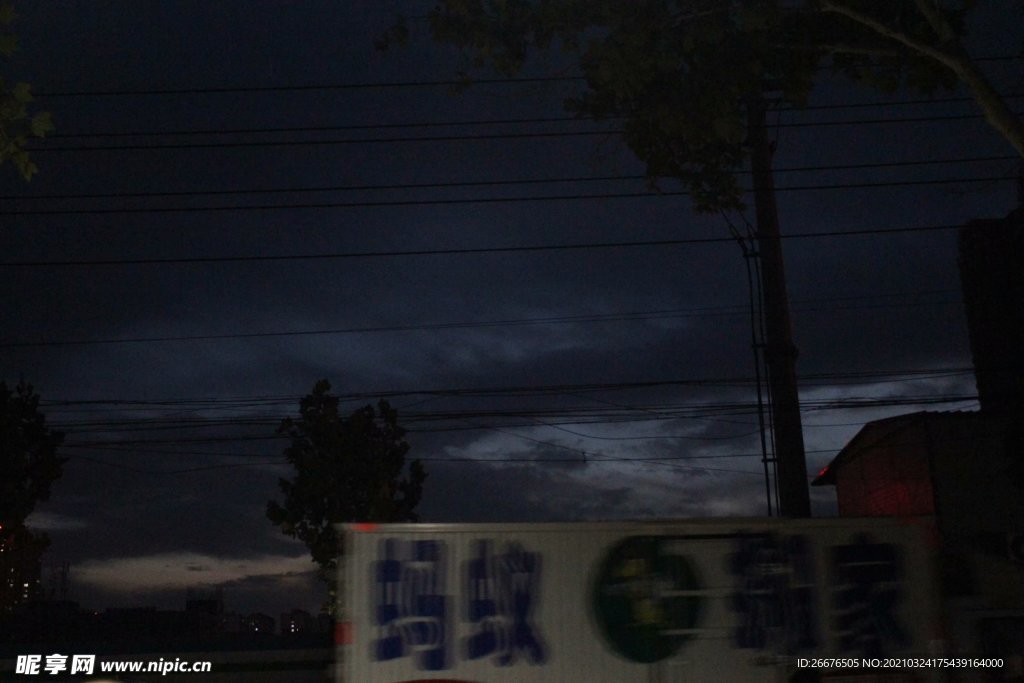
[0,2,53,181]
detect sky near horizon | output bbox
[3,1,1021,617]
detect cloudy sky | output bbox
[3,1,1021,616]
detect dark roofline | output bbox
[811,410,980,486]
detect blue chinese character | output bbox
[831,535,909,658]
[729,533,818,654]
[465,540,547,665]
[372,538,450,670]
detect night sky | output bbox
[2,1,1021,617]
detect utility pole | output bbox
[747,96,811,518]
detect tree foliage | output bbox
[0,3,53,181]
[0,380,65,544]
[267,380,426,579]
[383,0,1024,211]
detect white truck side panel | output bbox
[337,519,939,683]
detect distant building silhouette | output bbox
[186,586,224,617]
[280,608,314,635]
[219,611,244,634]
[0,528,43,612]
[184,586,223,637]
[245,612,275,634]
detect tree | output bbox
[384,0,1024,517]
[0,380,65,539]
[0,2,53,181]
[381,0,1023,210]
[267,380,426,605]
[814,0,1024,158]
[0,380,65,611]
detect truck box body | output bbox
[336,519,939,682]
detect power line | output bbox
[55,432,971,477]
[40,96,1024,141]
[33,129,618,152]
[48,389,974,471]
[9,305,749,348]
[60,440,841,461]
[4,154,1016,202]
[45,392,980,456]
[33,55,1022,98]
[61,406,994,477]
[38,367,971,429]
[48,116,601,140]
[0,237,731,268]
[36,76,584,98]
[0,174,1015,216]
[45,384,976,430]
[27,111,1024,153]
[0,221,999,269]
[37,367,974,408]
[61,449,768,477]
[0,297,963,349]
[54,361,961,407]
[60,389,948,433]
[52,392,978,474]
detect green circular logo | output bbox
[592,536,704,663]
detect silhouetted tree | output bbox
[267,380,426,608]
[0,380,65,536]
[0,380,65,611]
[0,3,53,180]
[380,0,1023,212]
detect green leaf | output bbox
[12,81,31,103]
[12,148,36,180]
[0,33,16,56]
[29,110,52,138]
[0,4,16,26]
